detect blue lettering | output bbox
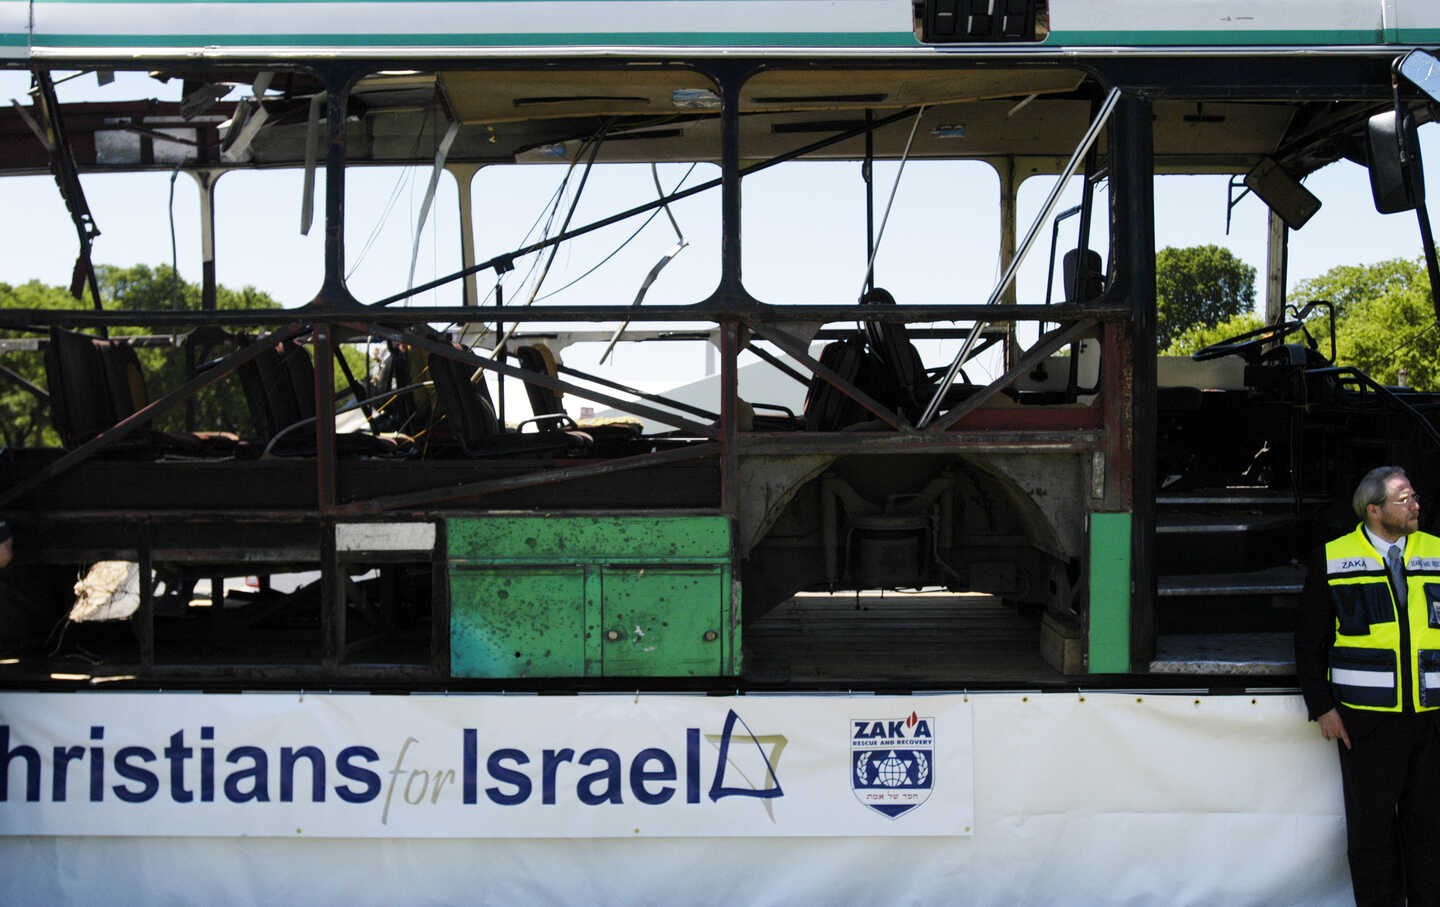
[867,721,886,738]
[887,720,904,738]
[280,746,325,803]
[51,745,84,801]
[335,746,381,803]
[542,748,575,805]
[577,748,622,806]
[224,746,270,802]
[913,719,932,738]
[113,747,159,803]
[463,729,478,804]
[200,726,215,802]
[164,731,193,803]
[88,726,104,802]
[629,747,676,805]
[686,728,700,804]
[853,721,870,740]
[0,727,41,802]
[486,748,531,805]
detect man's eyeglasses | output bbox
[1387,493,1421,507]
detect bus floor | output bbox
[742,590,1066,687]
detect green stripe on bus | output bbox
[1088,512,1131,674]
[29,31,920,47]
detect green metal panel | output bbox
[450,566,586,677]
[601,566,725,676]
[449,515,730,562]
[1088,512,1132,673]
[448,516,738,678]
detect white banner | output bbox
[0,692,1354,905]
[0,693,973,838]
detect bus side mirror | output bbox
[1367,107,1424,214]
[1399,49,1440,104]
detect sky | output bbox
[2,69,1438,413]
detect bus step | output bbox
[1156,492,1327,507]
[1157,565,1305,597]
[1156,512,1300,535]
[1148,632,1295,675]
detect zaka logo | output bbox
[851,711,934,819]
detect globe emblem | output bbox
[875,751,910,787]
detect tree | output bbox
[1293,258,1438,390]
[1290,257,1426,321]
[0,280,89,447]
[1160,311,1265,357]
[0,266,285,446]
[1155,245,1257,349]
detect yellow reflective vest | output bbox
[1326,525,1440,712]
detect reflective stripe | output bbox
[1328,556,1383,576]
[1409,557,1440,572]
[1331,667,1395,688]
[1425,671,1440,689]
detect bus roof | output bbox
[1,0,1437,61]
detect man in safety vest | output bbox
[1296,465,1440,906]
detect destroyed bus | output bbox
[0,0,1438,690]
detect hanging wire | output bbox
[535,163,697,304]
[168,167,182,309]
[523,121,611,306]
[476,174,572,308]
[856,105,927,302]
[346,90,436,280]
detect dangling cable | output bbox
[857,105,926,302]
[599,162,694,364]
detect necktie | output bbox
[1388,545,1408,608]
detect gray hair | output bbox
[1353,465,1408,519]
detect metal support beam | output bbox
[314,324,338,511]
[312,65,365,309]
[554,362,717,421]
[747,323,909,430]
[721,321,740,517]
[321,521,342,669]
[998,155,1020,370]
[927,319,1098,432]
[190,169,221,312]
[362,323,717,437]
[431,520,450,676]
[452,163,482,306]
[136,521,155,668]
[0,362,48,400]
[1113,93,1157,671]
[1265,209,1288,324]
[33,70,104,322]
[0,302,1130,330]
[339,442,721,513]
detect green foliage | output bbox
[1323,260,1438,389]
[0,281,88,447]
[0,265,284,446]
[1160,311,1266,357]
[1155,245,1257,349]
[1290,257,1426,321]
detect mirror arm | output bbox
[1416,201,1440,326]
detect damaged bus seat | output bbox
[234,337,401,457]
[514,344,643,451]
[44,327,237,455]
[424,340,593,458]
